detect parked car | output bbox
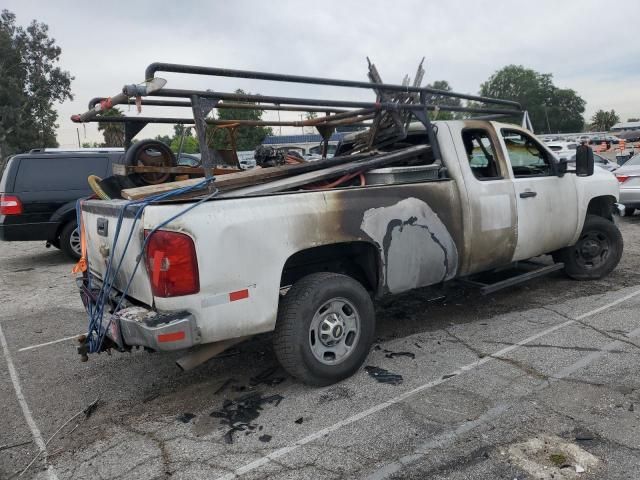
[545,141,578,161]
[568,152,619,172]
[614,154,640,214]
[0,149,124,259]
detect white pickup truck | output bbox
[77,119,622,386]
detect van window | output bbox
[461,129,502,180]
[14,156,109,192]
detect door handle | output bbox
[520,191,537,198]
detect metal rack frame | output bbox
[72,62,524,180]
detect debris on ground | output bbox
[383,349,415,359]
[0,440,32,452]
[249,366,286,387]
[259,434,272,443]
[210,392,283,444]
[294,417,304,424]
[177,413,196,423]
[441,373,457,379]
[364,366,403,385]
[214,378,236,395]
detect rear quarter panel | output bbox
[144,181,463,343]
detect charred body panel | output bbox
[138,180,463,343]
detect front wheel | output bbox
[553,215,623,280]
[274,272,375,386]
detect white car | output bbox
[545,141,578,161]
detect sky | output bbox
[4,0,640,147]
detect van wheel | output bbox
[274,272,375,386]
[553,215,623,280]
[59,220,81,261]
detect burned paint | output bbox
[360,197,458,293]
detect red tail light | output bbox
[144,230,199,297]
[616,175,630,183]
[0,194,22,215]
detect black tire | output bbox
[624,205,638,216]
[553,215,623,280]
[274,272,375,386]
[59,220,81,261]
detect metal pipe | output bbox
[144,62,522,109]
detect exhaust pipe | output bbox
[175,337,249,371]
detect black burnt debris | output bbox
[365,366,403,385]
[384,349,416,359]
[177,413,196,423]
[249,366,286,387]
[210,392,283,444]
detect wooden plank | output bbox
[121,152,376,200]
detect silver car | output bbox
[614,154,640,214]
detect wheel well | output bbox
[587,195,616,221]
[281,242,380,293]
[51,211,76,241]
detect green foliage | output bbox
[154,134,173,146]
[81,141,102,148]
[209,90,273,150]
[170,135,199,154]
[97,107,125,147]
[590,109,619,131]
[480,65,585,133]
[0,9,73,159]
[627,117,639,123]
[425,80,462,120]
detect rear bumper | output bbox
[0,221,58,241]
[108,306,201,351]
[619,187,640,207]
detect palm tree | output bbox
[97,107,125,147]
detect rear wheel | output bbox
[59,220,81,261]
[553,215,623,280]
[274,272,375,386]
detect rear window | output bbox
[14,156,108,192]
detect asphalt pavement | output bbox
[1,215,639,480]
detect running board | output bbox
[458,261,564,295]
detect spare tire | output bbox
[124,140,177,185]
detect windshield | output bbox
[625,154,640,167]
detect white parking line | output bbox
[18,334,82,352]
[0,323,59,480]
[215,287,640,480]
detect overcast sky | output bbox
[4,0,640,147]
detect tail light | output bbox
[0,194,22,215]
[144,230,199,297]
[615,175,630,183]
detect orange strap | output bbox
[72,203,88,274]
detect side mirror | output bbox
[575,145,594,176]
[557,158,567,177]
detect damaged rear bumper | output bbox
[104,306,201,352]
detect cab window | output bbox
[502,130,553,177]
[462,129,502,180]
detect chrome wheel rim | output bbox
[70,227,81,256]
[309,297,360,365]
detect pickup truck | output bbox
[77,120,623,386]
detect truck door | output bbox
[447,122,518,275]
[498,128,579,261]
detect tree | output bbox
[209,90,273,151]
[97,108,125,147]
[590,110,619,131]
[154,134,173,146]
[170,135,199,154]
[0,10,73,159]
[304,111,318,134]
[479,65,585,133]
[627,118,639,123]
[425,80,462,120]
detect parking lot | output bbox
[1,215,639,480]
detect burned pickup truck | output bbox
[71,61,622,386]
